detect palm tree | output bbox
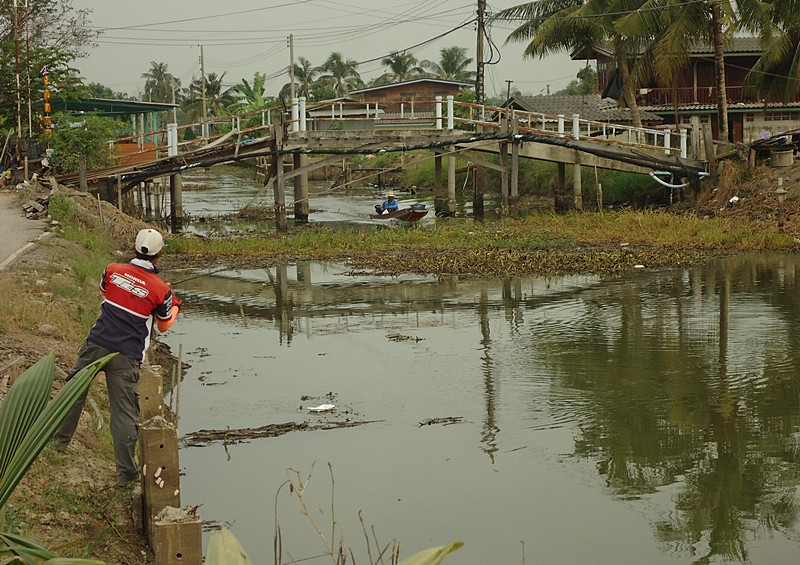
[141,61,180,103]
[617,0,770,144]
[280,57,320,100]
[421,46,476,82]
[742,1,800,103]
[492,0,644,125]
[183,71,237,121]
[318,52,363,97]
[379,51,426,83]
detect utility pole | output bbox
[288,34,296,100]
[199,45,207,140]
[475,0,486,105]
[13,0,22,163]
[505,80,513,105]
[473,0,487,219]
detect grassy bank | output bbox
[1,196,152,564]
[167,210,798,277]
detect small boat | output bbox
[370,204,428,223]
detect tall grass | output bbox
[168,209,795,264]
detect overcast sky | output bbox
[72,0,585,99]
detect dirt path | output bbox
[0,190,47,269]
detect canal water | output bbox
[161,170,800,564]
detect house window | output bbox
[745,113,754,123]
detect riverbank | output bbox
[1,157,798,561]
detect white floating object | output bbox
[307,404,335,413]
[634,264,645,269]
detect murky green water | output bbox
[162,254,800,565]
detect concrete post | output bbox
[558,115,565,138]
[140,416,181,544]
[435,96,442,130]
[291,98,299,132]
[663,130,671,154]
[680,129,688,158]
[572,114,580,140]
[152,507,202,565]
[139,364,164,423]
[447,95,454,130]
[299,97,307,132]
[79,156,87,191]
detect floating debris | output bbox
[419,416,464,427]
[307,404,335,413]
[388,334,424,342]
[180,419,377,447]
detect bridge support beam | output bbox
[293,153,309,223]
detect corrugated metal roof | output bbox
[510,95,662,123]
[350,78,472,96]
[51,98,177,116]
[643,101,800,112]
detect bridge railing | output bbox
[108,96,689,162]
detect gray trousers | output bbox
[56,341,141,484]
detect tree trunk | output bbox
[619,58,643,128]
[711,0,729,146]
[613,34,642,128]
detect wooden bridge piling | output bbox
[293,153,309,223]
[273,126,288,231]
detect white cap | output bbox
[135,229,163,256]
[386,192,396,198]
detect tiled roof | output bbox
[510,95,662,123]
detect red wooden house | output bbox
[576,37,800,143]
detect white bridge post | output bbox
[167,123,178,157]
[558,114,565,138]
[299,97,307,131]
[447,95,454,130]
[680,129,688,158]
[663,130,671,154]
[435,96,443,130]
[572,114,580,140]
[291,98,299,132]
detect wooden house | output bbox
[349,78,472,130]
[576,37,800,143]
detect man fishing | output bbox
[55,228,182,486]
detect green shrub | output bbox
[45,113,123,174]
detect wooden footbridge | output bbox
[55,97,708,230]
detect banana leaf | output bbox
[397,541,463,565]
[0,353,115,508]
[0,355,54,482]
[204,526,254,565]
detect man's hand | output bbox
[173,298,184,312]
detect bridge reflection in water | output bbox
[163,254,800,565]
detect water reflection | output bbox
[165,254,800,564]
